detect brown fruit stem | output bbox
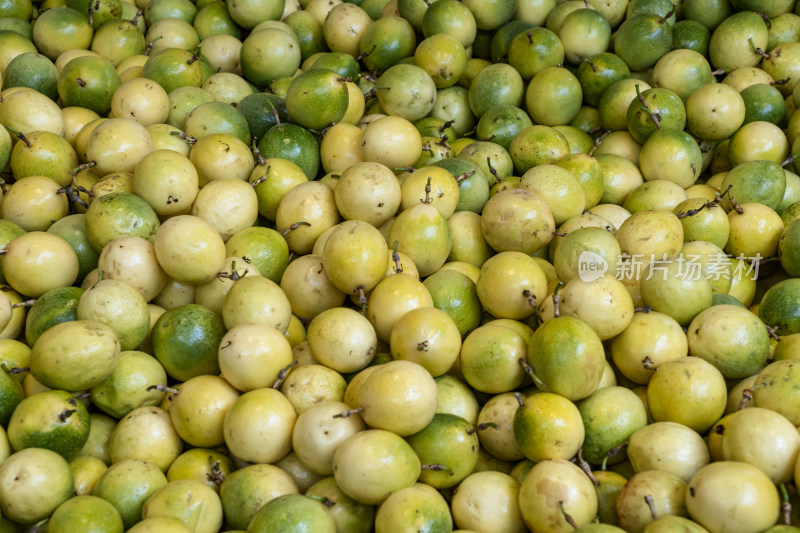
[644,494,658,520]
[486,157,500,183]
[251,165,272,188]
[424,177,432,204]
[642,356,657,370]
[513,391,525,408]
[454,170,475,183]
[634,306,651,313]
[552,282,563,318]
[206,458,225,486]
[356,287,368,315]
[588,130,610,156]
[466,422,498,435]
[748,38,771,59]
[392,241,403,274]
[601,441,628,471]
[272,360,298,389]
[10,299,34,309]
[1,364,28,375]
[144,35,162,56]
[780,483,792,525]
[307,494,337,507]
[333,407,364,419]
[147,384,180,395]
[421,464,452,473]
[519,358,546,390]
[5,126,30,147]
[281,221,311,237]
[559,501,578,529]
[58,409,77,422]
[170,130,197,145]
[130,9,143,24]
[251,141,266,167]
[635,83,661,129]
[575,448,599,486]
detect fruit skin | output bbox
[519,458,598,533]
[7,389,91,461]
[151,303,225,382]
[686,461,780,533]
[247,494,336,533]
[30,319,121,392]
[48,495,124,533]
[526,315,605,401]
[0,448,75,525]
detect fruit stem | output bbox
[145,35,162,56]
[780,153,800,167]
[522,289,537,308]
[559,501,578,529]
[588,130,610,156]
[1,364,28,375]
[356,287,368,315]
[272,360,298,389]
[170,130,197,145]
[356,44,376,61]
[58,409,77,422]
[765,324,781,341]
[424,176,432,204]
[10,299,34,309]
[392,241,403,274]
[454,170,476,183]
[601,441,628,470]
[251,140,266,167]
[635,83,661,129]
[466,422,498,435]
[644,495,658,520]
[739,388,754,410]
[576,448,599,486]
[552,281,563,318]
[147,384,180,395]
[657,7,674,24]
[780,483,792,525]
[417,340,429,352]
[130,9,143,24]
[333,407,364,419]
[421,464,452,473]
[486,157,500,183]
[281,221,311,237]
[642,356,657,370]
[5,126,30,147]
[771,76,791,86]
[513,391,525,408]
[306,494,337,507]
[87,1,94,26]
[518,358,547,389]
[206,458,225,486]
[633,306,651,313]
[251,165,272,188]
[748,38,770,59]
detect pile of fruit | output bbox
[1,0,800,529]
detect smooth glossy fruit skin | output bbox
[0,448,74,525]
[519,458,598,533]
[759,278,800,335]
[150,304,225,381]
[526,315,605,401]
[48,495,124,533]
[248,494,336,533]
[513,391,585,463]
[686,461,780,533]
[7,389,91,461]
